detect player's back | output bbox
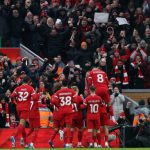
[51,94,60,119]
[55,87,76,109]
[11,84,35,111]
[89,68,108,88]
[85,94,102,118]
[29,93,40,118]
[72,95,83,118]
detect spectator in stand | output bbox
[0,95,10,128]
[133,99,150,127]
[0,66,8,95]
[9,8,24,47]
[75,41,93,68]
[129,55,145,89]
[130,41,147,61]
[0,4,9,47]
[111,86,125,121]
[94,45,112,76]
[20,57,49,87]
[147,97,150,108]
[113,59,129,89]
[45,19,73,60]
[143,56,150,88]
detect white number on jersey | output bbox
[97,74,104,83]
[72,103,78,112]
[30,101,34,110]
[60,96,72,106]
[90,104,99,113]
[18,91,29,101]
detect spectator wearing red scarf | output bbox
[114,59,129,89]
[129,55,145,88]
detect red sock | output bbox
[27,128,34,137]
[97,133,101,145]
[22,127,27,144]
[64,129,67,144]
[50,130,58,142]
[105,135,108,142]
[70,131,73,144]
[31,130,38,143]
[78,130,82,143]
[14,124,24,138]
[93,136,97,143]
[88,132,93,143]
[66,128,71,144]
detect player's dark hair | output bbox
[62,79,68,87]
[93,62,99,68]
[22,76,31,84]
[89,86,95,92]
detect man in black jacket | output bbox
[125,118,150,147]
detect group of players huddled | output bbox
[10,65,117,148]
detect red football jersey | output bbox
[72,95,84,118]
[51,94,60,119]
[29,93,40,118]
[54,87,76,109]
[84,94,102,118]
[88,68,109,88]
[11,84,36,111]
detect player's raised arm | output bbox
[11,88,18,99]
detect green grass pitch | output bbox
[1,148,150,150]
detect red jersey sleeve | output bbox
[11,88,18,99]
[87,71,92,86]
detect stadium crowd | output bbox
[0,0,150,148]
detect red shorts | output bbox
[59,107,73,126]
[100,113,110,126]
[86,116,100,129]
[53,119,65,128]
[29,117,40,128]
[96,87,110,103]
[17,110,29,121]
[53,110,72,127]
[72,118,83,128]
[71,111,83,128]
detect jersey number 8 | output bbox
[97,74,104,83]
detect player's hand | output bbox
[111,116,118,125]
[5,122,10,128]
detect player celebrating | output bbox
[48,94,64,148]
[70,86,84,148]
[10,76,36,148]
[87,66,117,147]
[84,86,102,148]
[25,91,40,148]
[49,80,76,148]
